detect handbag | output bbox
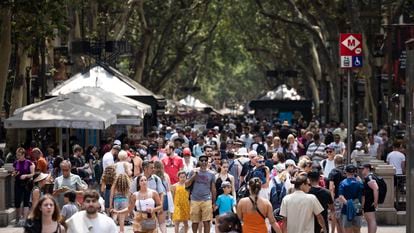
[138,198,157,231]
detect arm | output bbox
[236,199,243,221]
[100,180,106,194]
[164,174,171,192]
[316,213,328,233]
[211,178,217,204]
[124,162,133,177]
[267,202,282,233]
[185,171,197,188]
[109,184,115,210]
[368,180,379,208]
[152,191,163,213]
[282,218,287,233]
[22,163,36,180]
[32,189,40,208]
[402,160,406,174]
[229,175,236,198]
[88,159,94,177]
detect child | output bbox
[109,173,130,233]
[61,190,78,221]
[216,212,242,233]
[215,181,236,215]
[171,170,190,233]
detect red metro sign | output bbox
[340,33,363,56]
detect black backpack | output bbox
[371,173,387,204]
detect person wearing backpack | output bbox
[328,155,346,233]
[252,155,270,199]
[359,163,379,233]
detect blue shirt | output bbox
[338,177,364,214]
[215,194,235,215]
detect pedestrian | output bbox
[308,169,334,233]
[328,154,346,233]
[161,142,184,185]
[114,150,133,177]
[154,160,173,233]
[52,160,86,208]
[236,177,282,233]
[360,164,379,233]
[215,181,236,215]
[182,147,197,174]
[100,165,116,215]
[61,190,78,221]
[13,147,35,226]
[66,190,117,233]
[216,212,242,233]
[306,134,327,164]
[171,170,190,233]
[186,154,216,233]
[31,172,49,209]
[116,175,162,233]
[109,173,131,233]
[321,145,336,178]
[280,173,327,233]
[386,142,406,175]
[32,148,48,173]
[24,194,66,233]
[215,160,236,200]
[102,145,121,171]
[338,165,364,233]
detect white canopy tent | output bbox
[179,95,213,111]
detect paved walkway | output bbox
[0,225,407,233]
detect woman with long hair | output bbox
[13,147,35,226]
[114,175,162,233]
[100,165,116,215]
[109,173,131,233]
[154,160,172,233]
[24,194,66,233]
[215,160,236,199]
[31,173,49,209]
[236,177,282,233]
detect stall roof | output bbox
[48,65,163,100]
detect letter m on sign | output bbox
[340,33,362,56]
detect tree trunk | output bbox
[0,6,11,114]
[6,45,30,149]
[298,61,320,116]
[68,6,83,74]
[132,0,152,83]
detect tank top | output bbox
[115,162,127,175]
[215,174,231,197]
[135,191,155,211]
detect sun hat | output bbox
[33,173,49,183]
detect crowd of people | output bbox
[4,116,407,233]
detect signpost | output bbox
[340,33,363,164]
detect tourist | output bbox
[360,164,379,233]
[236,177,282,233]
[154,160,173,233]
[24,194,66,233]
[216,212,242,233]
[215,181,236,215]
[61,190,78,221]
[102,145,121,171]
[109,173,130,233]
[31,172,49,208]
[66,190,117,233]
[161,142,184,185]
[114,150,133,177]
[171,170,190,233]
[100,165,116,215]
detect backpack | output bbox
[269,177,286,211]
[371,173,387,204]
[255,143,267,156]
[251,166,267,184]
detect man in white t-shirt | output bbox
[66,190,117,233]
[102,145,120,171]
[280,173,327,233]
[321,145,336,177]
[330,134,346,155]
[386,142,406,175]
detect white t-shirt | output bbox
[280,190,324,233]
[330,141,346,154]
[368,142,379,158]
[321,159,335,177]
[66,211,117,233]
[102,152,114,171]
[386,151,406,175]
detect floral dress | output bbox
[172,184,190,221]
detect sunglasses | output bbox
[326,150,333,153]
[258,160,265,164]
[199,159,208,162]
[214,158,221,161]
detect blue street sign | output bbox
[352,56,363,67]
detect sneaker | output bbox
[166,219,174,227]
[17,219,25,227]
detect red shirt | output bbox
[161,155,184,184]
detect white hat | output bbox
[114,139,122,146]
[355,141,363,149]
[285,159,297,167]
[274,163,286,172]
[236,147,249,157]
[33,173,49,183]
[214,126,220,131]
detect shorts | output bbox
[334,199,343,219]
[113,195,129,210]
[341,214,362,228]
[363,202,376,213]
[190,200,212,223]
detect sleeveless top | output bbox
[215,174,231,197]
[135,191,155,211]
[115,162,128,175]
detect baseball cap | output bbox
[307,170,320,180]
[113,139,121,146]
[183,148,191,156]
[345,164,357,173]
[274,163,286,172]
[355,141,363,149]
[221,181,231,188]
[325,144,335,151]
[112,145,121,150]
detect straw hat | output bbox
[33,173,48,183]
